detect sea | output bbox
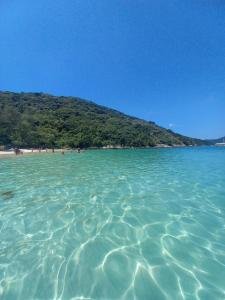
[0,147,225,299]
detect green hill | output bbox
[0,91,206,148]
[206,137,225,144]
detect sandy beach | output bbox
[0,149,69,156]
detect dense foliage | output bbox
[206,137,225,144]
[0,91,206,148]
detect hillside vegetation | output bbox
[0,91,206,148]
[206,137,225,144]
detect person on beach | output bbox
[14,148,20,155]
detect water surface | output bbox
[0,147,225,299]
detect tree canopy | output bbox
[0,91,207,148]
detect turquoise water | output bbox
[0,147,225,300]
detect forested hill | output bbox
[0,91,206,148]
[206,137,225,144]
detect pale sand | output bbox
[0,149,69,156]
[0,151,15,155]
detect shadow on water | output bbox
[1,191,14,200]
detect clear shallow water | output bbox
[0,147,225,300]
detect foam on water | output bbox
[0,147,225,299]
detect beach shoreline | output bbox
[0,149,69,156]
[0,144,201,156]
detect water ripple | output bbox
[0,147,225,299]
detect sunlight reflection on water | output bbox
[0,147,225,299]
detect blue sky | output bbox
[0,0,224,139]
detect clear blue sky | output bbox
[0,0,224,139]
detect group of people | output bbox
[14,148,23,155]
[14,148,82,155]
[53,148,81,155]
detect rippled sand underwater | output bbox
[0,147,225,300]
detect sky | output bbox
[0,0,225,139]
